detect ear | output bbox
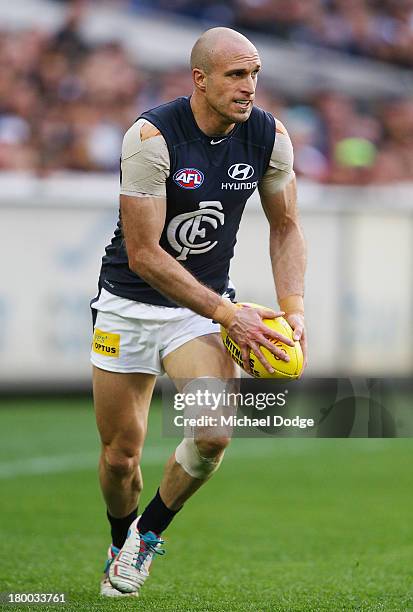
[192,68,207,92]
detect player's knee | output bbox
[175,437,228,480]
[102,446,142,481]
[195,435,231,458]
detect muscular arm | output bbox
[258,120,306,308]
[259,121,307,366]
[260,176,306,304]
[121,194,225,319]
[120,119,233,322]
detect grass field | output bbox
[1,396,412,612]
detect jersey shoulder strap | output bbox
[139,97,191,169]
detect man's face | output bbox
[203,47,261,127]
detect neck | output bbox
[190,91,235,137]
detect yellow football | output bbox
[220,302,303,379]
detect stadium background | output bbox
[1,1,412,610]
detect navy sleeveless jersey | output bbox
[99,96,275,307]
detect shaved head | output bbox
[189,27,261,135]
[191,27,257,74]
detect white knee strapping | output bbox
[173,377,236,479]
[175,437,224,480]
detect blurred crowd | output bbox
[0,8,412,183]
[134,0,413,68]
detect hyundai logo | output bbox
[228,163,255,181]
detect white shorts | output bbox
[90,288,220,375]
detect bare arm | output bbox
[259,176,307,366]
[120,120,234,323]
[258,118,308,368]
[121,193,224,319]
[260,176,306,304]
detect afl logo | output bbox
[173,168,204,189]
[228,163,254,181]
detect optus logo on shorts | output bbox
[92,328,120,358]
[173,168,204,189]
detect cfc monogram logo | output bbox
[167,201,224,261]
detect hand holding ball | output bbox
[221,302,303,378]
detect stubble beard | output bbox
[209,98,253,129]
